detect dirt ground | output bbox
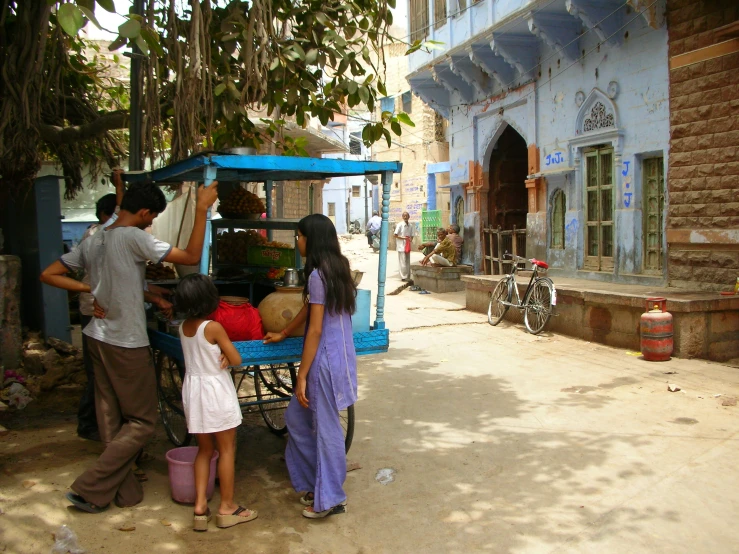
[2,236,738,554]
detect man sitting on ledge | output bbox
[421,228,457,267]
[418,227,445,257]
[447,224,463,264]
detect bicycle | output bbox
[487,253,557,335]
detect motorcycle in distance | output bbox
[370,229,381,253]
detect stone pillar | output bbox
[525,144,547,261]
[0,256,22,370]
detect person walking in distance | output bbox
[366,211,382,248]
[263,214,358,519]
[40,180,218,513]
[394,211,414,281]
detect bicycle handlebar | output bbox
[502,252,530,263]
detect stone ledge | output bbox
[461,273,739,361]
[412,264,473,293]
[460,274,739,313]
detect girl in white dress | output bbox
[175,274,257,531]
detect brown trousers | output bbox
[71,337,157,507]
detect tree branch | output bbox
[38,111,129,144]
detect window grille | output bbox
[434,113,446,142]
[402,91,412,114]
[410,0,429,42]
[380,96,395,114]
[434,0,447,30]
[349,136,361,155]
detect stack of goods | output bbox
[217,188,265,218]
[266,267,286,281]
[146,262,176,280]
[217,230,291,265]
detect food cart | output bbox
[125,154,402,452]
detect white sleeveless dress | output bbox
[180,321,243,434]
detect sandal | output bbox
[193,507,211,532]
[302,501,347,519]
[299,492,314,506]
[409,285,421,291]
[419,290,431,294]
[216,506,258,528]
[65,492,109,514]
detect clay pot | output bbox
[257,287,305,337]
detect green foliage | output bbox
[1,0,413,197]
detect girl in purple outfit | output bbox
[264,214,358,518]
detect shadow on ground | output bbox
[0,343,680,554]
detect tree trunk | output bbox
[0,255,22,370]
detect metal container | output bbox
[283,268,300,287]
[640,297,673,361]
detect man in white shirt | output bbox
[394,211,415,281]
[366,211,382,248]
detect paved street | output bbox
[1,236,738,553]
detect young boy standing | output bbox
[76,169,125,442]
[41,180,218,512]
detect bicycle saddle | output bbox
[530,259,549,269]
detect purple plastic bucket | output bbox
[165,447,219,504]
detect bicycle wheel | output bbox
[523,278,554,335]
[253,364,291,435]
[155,352,192,447]
[341,405,355,453]
[487,278,510,326]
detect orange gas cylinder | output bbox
[640,297,673,361]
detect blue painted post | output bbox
[374,170,393,330]
[199,165,218,275]
[265,180,273,241]
[427,172,437,210]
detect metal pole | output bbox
[374,170,393,330]
[199,165,217,275]
[264,180,273,241]
[128,0,144,171]
[364,177,369,229]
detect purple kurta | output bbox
[285,270,358,512]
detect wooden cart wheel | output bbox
[253,364,292,435]
[341,405,355,454]
[155,351,192,447]
[253,363,355,452]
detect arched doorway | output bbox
[487,126,528,231]
[454,196,464,228]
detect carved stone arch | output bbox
[575,88,618,135]
[481,119,529,179]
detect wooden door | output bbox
[584,146,614,271]
[643,157,664,272]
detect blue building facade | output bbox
[322,123,374,234]
[407,0,670,284]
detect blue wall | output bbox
[443,16,669,283]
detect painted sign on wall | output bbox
[622,160,633,208]
[544,150,566,168]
